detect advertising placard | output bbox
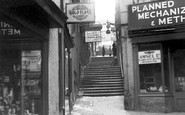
[128,0,185,30]
[138,50,161,64]
[85,31,101,42]
[66,3,95,23]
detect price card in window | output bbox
[138,50,161,64]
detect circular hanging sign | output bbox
[69,5,92,21]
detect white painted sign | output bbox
[138,50,161,64]
[128,0,185,30]
[85,31,101,42]
[66,3,95,23]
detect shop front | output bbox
[133,40,185,112]
[0,0,70,115]
[0,17,45,115]
[0,42,42,115]
[128,0,185,112]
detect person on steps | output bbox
[102,45,105,57]
[112,43,117,57]
[109,46,112,57]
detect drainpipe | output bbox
[68,49,73,114]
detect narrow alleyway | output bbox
[65,56,185,115]
[65,96,124,115]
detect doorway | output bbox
[172,54,185,112]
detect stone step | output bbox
[85,66,120,69]
[83,75,121,78]
[82,92,124,96]
[82,78,123,82]
[90,57,114,61]
[84,73,121,75]
[81,83,123,88]
[84,68,121,71]
[81,82,123,86]
[84,89,124,93]
[82,76,122,80]
[80,57,123,97]
[82,79,123,84]
[81,86,124,90]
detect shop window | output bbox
[139,44,168,93]
[174,57,185,92]
[21,50,41,115]
[0,47,42,115]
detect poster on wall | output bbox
[138,50,161,64]
[22,50,41,71]
[66,3,95,23]
[85,31,101,42]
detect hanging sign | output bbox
[128,0,185,30]
[66,3,95,23]
[138,50,161,64]
[85,31,101,42]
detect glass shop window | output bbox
[174,56,185,92]
[0,47,42,115]
[139,44,164,93]
[21,50,42,115]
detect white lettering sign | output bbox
[67,3,95,23]
[85,31,101,42]
[129,0,185,30]
[138,50,161,64]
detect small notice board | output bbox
[138,50,161,64]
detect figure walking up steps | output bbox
[112,42,117,57]
[102,45,105,57]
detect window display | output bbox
[138,44,170,93]
[174,56,185,92]
[0,48,41,115]
[140,64,162,92]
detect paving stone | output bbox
[65,96,185,115]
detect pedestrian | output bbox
[102,45,105,57]
[109,46,111,56]
[112,43,117,57]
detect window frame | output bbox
[137,43,167,93]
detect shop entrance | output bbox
[172,54,185,112]
[0,43,42,115]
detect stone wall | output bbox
[48,28,60,115]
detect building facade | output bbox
[116,0,185,112]
[63,0,94,114]
[0,0,74,115]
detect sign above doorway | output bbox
[128,0,185,30]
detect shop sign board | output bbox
[138,50,161,64]
[66,3,95,23]
[85,31,101,42]
[128,0,185,30]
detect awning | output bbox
[0,0,68,39]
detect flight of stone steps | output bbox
[80,57,124,96]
